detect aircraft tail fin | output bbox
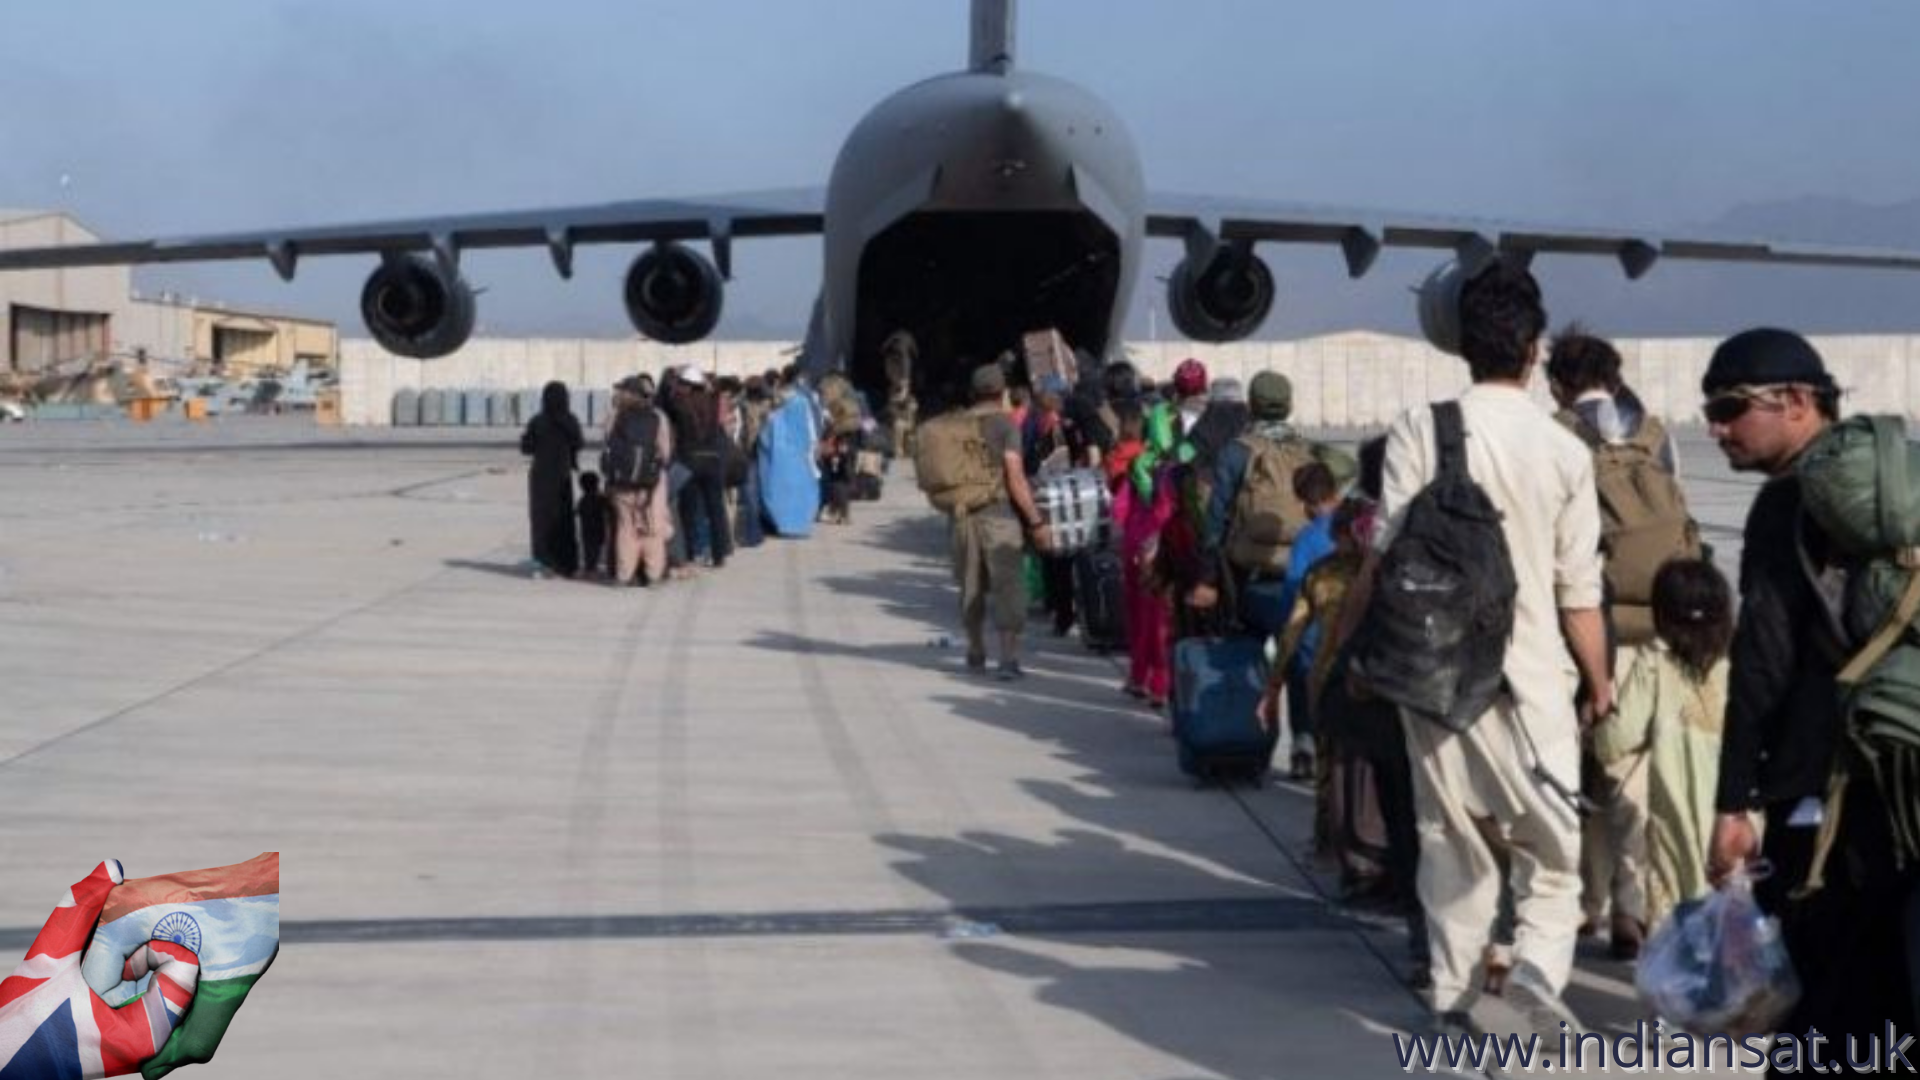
[969,0,1016,73]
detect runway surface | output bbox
[0,416,1766,1077]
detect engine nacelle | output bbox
[624,243,724,344]
[360,255,476,359]
[1166,248,1275,342]
[1415,259,1468,356]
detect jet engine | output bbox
[1166,247,1275,342]
[360,255,476,359]
[624,242,724,344]
[1415,259,1468,356]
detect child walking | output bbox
[577,471,609,578]
[1592,557,1732,929]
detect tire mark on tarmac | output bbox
[562,576,678,893]
[0,466,498,524]
[548,568,724,1078]
[653,573,732,1080]
[551,573,678,1077]
[0,540,520,773]
[1225,784,1429,1015]
[0,896,1352,949]
[783,538,1048,1077]
[1087,637,1433,1011]
[814,520,1042,903]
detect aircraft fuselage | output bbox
[822,68,1145,409]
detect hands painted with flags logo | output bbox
[0,861,200,1080]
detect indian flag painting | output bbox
[0,854,278,1080]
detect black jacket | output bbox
[1717,474,1845,813]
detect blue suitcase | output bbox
[1172,636,1276,784]
[1238,576,1293,637]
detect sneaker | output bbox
[995,659,1024,682]
[1424,1008,1476,1042]
[1122,683,1148,700]
[1505,963,1583,1040]
[965,652,988,673]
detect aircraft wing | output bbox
[0,188,825,280]
[1145,193,1920,280]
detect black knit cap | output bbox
[1702,327,1836,396]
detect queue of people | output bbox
[523,270,1918,1060]
[518,362,888,587]
[910,261,1916,1064]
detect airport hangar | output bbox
[0,209,338,379]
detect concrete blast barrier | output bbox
[462,390,489,427]
[419,389,446,427]
[490,391,517,427]
[392,388,420,428]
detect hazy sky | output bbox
[4,0,1919,341]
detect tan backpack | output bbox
[1226,434,1323,573]
[1558,411,1702,643]
[818,372,864,437]
[916,405,1004,515]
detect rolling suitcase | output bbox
[1171,636,1275,784]
[1238,575,1292,637]
[1074,549,1126,652]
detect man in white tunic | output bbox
[1347,261,1609,1037]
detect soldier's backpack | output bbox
[915,406,1003,515]
[1225,434,1349,574]
[1351,402,1517,732]
[600,407,663,492]
[1558,410,1701,644]
[818,373,864,437]
[1792,415,1920,891]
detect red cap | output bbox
[1173,358,1208,397]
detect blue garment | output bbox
[759,394,820,537]
[1277,510,1337,665]
[1204,437,1252,552]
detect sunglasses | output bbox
[1702,386,1794,425]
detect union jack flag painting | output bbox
[0,862,201,1080]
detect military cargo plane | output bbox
[3,0,1919,414]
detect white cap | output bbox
[680,367,707,387]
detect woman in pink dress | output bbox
[1108,409,1176,708]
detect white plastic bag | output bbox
[1634,869,1801,1037]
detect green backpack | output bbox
[1792,414,1920,893]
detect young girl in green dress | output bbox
[1594,557,1734,929]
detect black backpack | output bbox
[601,407,663,492]
[1351,401,1517,732]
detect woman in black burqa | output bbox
[520,380,584,577]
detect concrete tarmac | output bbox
[0,417,1767,1078]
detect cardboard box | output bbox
[1022,328,1077,388]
